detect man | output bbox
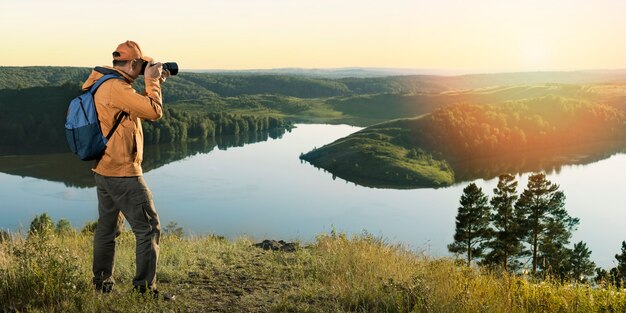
[82,40,172,300]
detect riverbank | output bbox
[2,230,625,312]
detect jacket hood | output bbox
[82,66,135,90]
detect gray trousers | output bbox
[93,173,161,289]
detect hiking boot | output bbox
[133,285,176,301]
[94,282,113,294]
[153,289,176,301]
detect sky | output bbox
[1,0,626,72]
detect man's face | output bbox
[126,59,144,79]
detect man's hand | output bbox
[145,62,163,82]
[159,69,170,84]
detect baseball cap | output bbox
[112,40,153,63]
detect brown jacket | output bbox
[81,66,163,177]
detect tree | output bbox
[568,241,595,282]
[164,221,184,238]
[595,241,626,287]
[515,172,578,275]
[448,183,492,266]
[29,213,54,236]
[612,241,626,286]
[540,206,580,278]
[55,218,74,234]
[483,173,523,272]
[595,266,622,287]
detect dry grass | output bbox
[1,229,626,312]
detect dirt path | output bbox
[168,250,301,312]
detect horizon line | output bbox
[2,65,626,77]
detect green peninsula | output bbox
[300,118,455,188]
[301,95,626,188]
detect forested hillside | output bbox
[412,96,626,159]
[0,67,90,90]
[0,67,350,154]
[2,66,626,157]
[0,78,290,154]
[301,97,626,188]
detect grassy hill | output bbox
[301,96,626,188]
[2,228,626,312]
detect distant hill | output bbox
[189,67,469,78]
[3,66,626,96]
[188,67,626,81]
[0,67,353,99]
[0,66,90,90]
[423,70,626,90]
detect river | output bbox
[1,124,625,269]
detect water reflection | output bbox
[451,140,626,183]
[306,140,626,189]
[3,127,626,191]
[0,128,288,188]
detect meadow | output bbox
[2,223,626,312]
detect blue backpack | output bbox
[65,74,126,161]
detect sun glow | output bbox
[1,0,626,71]
[523,43,550,69]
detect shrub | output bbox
[29,213,54,236]
[163,221,184,238]
[0,229,10,243]
[55,218,74,235]
[81,220,98,234]
[0,235,88,311]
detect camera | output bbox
[141,61,178,76]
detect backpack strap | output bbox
[105,112,128,140]
[89,73,122,94]
[88,73,128,140]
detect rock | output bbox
[253,240,299,252]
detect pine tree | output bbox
[596,242,626,287]
[448,183,492,266]
[540,205,579,278]
[483,173,523,272]
[568,241,596,282]
[515,172,578,275]
[614,241,626,286]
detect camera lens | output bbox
[162,62,178,76]
[140,62,178,76]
